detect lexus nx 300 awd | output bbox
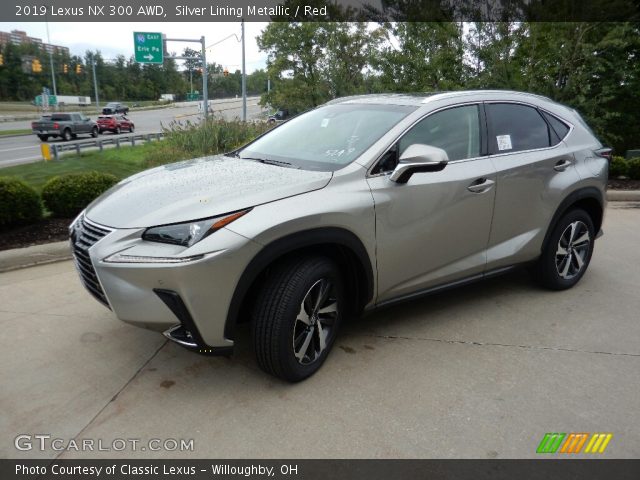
[70,91,608,381]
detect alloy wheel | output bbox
[292,278,338,365]
[555,220,590,280]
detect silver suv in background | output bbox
[70,91,608,382]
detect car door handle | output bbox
[467,178,495,193]
[554,159,573,171]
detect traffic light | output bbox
[75,64,82,74]
[0,54,4,66]
[223,68,229,77]
[31,59,43,73]
[63,64,68,73]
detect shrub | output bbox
[145,117,271,168]
[609,156,629,178]
[41,171,118,217]
[628,158,640,180]
[0,177,43,228]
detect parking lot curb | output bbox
[607,190,640,201]
[0,240,71,273]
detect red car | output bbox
[96,114,135,134]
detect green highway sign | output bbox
[133,32,163,64]
[35,94,57,106]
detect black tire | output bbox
[38,134,49,142]
[115,126,121,134]
[129,124,135,133]
[98,129,104,134]
[252,257,344,382]
[62,129,72,141]
[531,209,595,290]
[91,127,98,138]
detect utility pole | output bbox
[201,36,208,119]
[92,58,100,112]
[163,36,208,120]
[45,20,57,98]
[241,19,247,122]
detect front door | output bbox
[367,104,497,303]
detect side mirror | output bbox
[389,144,448,184]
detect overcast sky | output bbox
[0,22,269,72]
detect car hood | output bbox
[85,155,332,228]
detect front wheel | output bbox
[532,209,595,290]
[115,126,121,134]
[91,127,98,138]
[252,257,344,382]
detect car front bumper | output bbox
[71,215,261,352]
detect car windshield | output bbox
[238,104,416,171]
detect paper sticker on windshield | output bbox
[320,118,330,128]
[497,135,512,151]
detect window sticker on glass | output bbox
[320,118,330,128]
[497,134,512,151]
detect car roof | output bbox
[327,90,559,107]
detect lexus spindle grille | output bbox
[70,216,112,308]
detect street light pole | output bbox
[45,20,57,98]
[201,36,208,120]
[241,19,247,122]
[92,58,100,112]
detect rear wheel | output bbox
[129,124,135,133]
[37,134,49,141]
[62,129,72,141]
[252,257,344,382]
[532,209,595,290]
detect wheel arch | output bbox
[224,227,375,341]
[541,186,604,253]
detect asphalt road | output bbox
[1,202,639,460]
[0,97,263,168]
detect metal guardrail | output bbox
[45,132,164,161]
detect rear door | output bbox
[484,102,580,270]
[367,104,497,303]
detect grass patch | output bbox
[0,129,32,136]
[0,145,149,192]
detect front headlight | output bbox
[141,209,250,247]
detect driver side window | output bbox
[399,105,481,161]
[374,105,481,174]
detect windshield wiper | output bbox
[238,156,298,169]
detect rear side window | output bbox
[541,111,570,142]
[51,114,70,121]
[487,103,550,153]
[399,105,481,161]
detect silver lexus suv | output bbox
[70,91,608,382]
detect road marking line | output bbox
[0,145,40,152]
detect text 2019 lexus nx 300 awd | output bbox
[70,91,608,382]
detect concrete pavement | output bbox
[1,202,639,459]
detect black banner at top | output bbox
[1,0,640,22]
